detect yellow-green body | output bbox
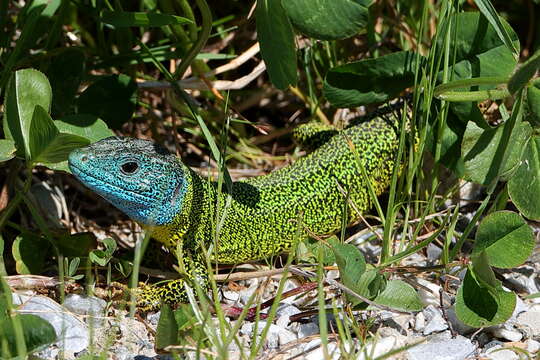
[69,115,399,309]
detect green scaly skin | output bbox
[69,116,399,310]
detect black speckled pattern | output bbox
[69,116,399,309]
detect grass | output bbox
[0,0,538,358]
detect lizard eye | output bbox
[120,161,139,175]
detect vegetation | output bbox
[0,0,539,358]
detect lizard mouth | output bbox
[69,162,156,204]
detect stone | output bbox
[528,339,540,353]
[221,290,240,304]
[239,321,285,349]
[239,279,260,305]
[278,328,297,345]
[427,243,442,262]
[446,308,475,334]
[13,294,89,353]
[489,324,523,342]
[422,305,448,335]
[298,322,319,338]
[107,316,157,359]
[516,311,540,335]
[275,303,301,328]
[305,341,340,360]
[484,345,519,360]
[414,312,426,332]
[357,336,402,360]
[407,335,476,360]
[146,311,161,327]
[416,278,450,307]
[63,294,107,328]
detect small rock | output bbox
[528,339,540,353]
[221,290,240,304]
[407,336,476,360]
[34,345,60,360]
[358,336,400,360]
[278,328,297,345]
[427,243,442,262]
[240,321,283,349]
[146,311,161,327]
[446,308,475,334]
[239,279,259,305]
[511,295,529,320]
[422,305,448,335]
[298,322,319,338]
[381,312,412,333]
[484,345,519,360]
[275,303,301,329]
[416,279,450,307]
[109,316,156,358]
[516,311,540,335]
[489,324,523,342]
[64,294,107,328]
[305,341,340,360]
[13,294,89,353]
[483,340,504,351]
[414,312,426,332]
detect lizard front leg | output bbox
[136,248,209,311]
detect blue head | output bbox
[68,137,189,226]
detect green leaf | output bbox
[355,268,385,300]
[0,2,48,90]
[439,12,519,127]
[52,232,97,258]
[0,140,16,163]
[527,79,540,127]
[455,268,515,327]
[472,211,535,269]
[508,50,540,95]
[474,0,520,56]
[439,12,519,68]
[101,11,192,27]
[89,238,117,266]
[323,51,422,107]
[27,104,90,165]
[3,69,52,159]
[102,238,117,257]
[55,115,114,141]
[332,242,367,305]
[0,314,56,356]
[471,250,499,289]
[426,110,467,176]
[332,243,366,288]
[256,0,297,90]
[45,48,86,117]
[48,114,114,172]
[462,120,532,185]
[370,280,423,312]
[508,136,540,220]
[89,250,109,267]
[28,105,90,164]
[28,105,59,161]
[11,234,48,275]
[156,304,179,350]
[282,0,369,40]
[76,74,138,129]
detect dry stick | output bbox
[138,57,266,91]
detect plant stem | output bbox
[173,0,212,80]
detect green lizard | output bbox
[68,115,399,309]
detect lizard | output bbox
[68,114,400,310]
